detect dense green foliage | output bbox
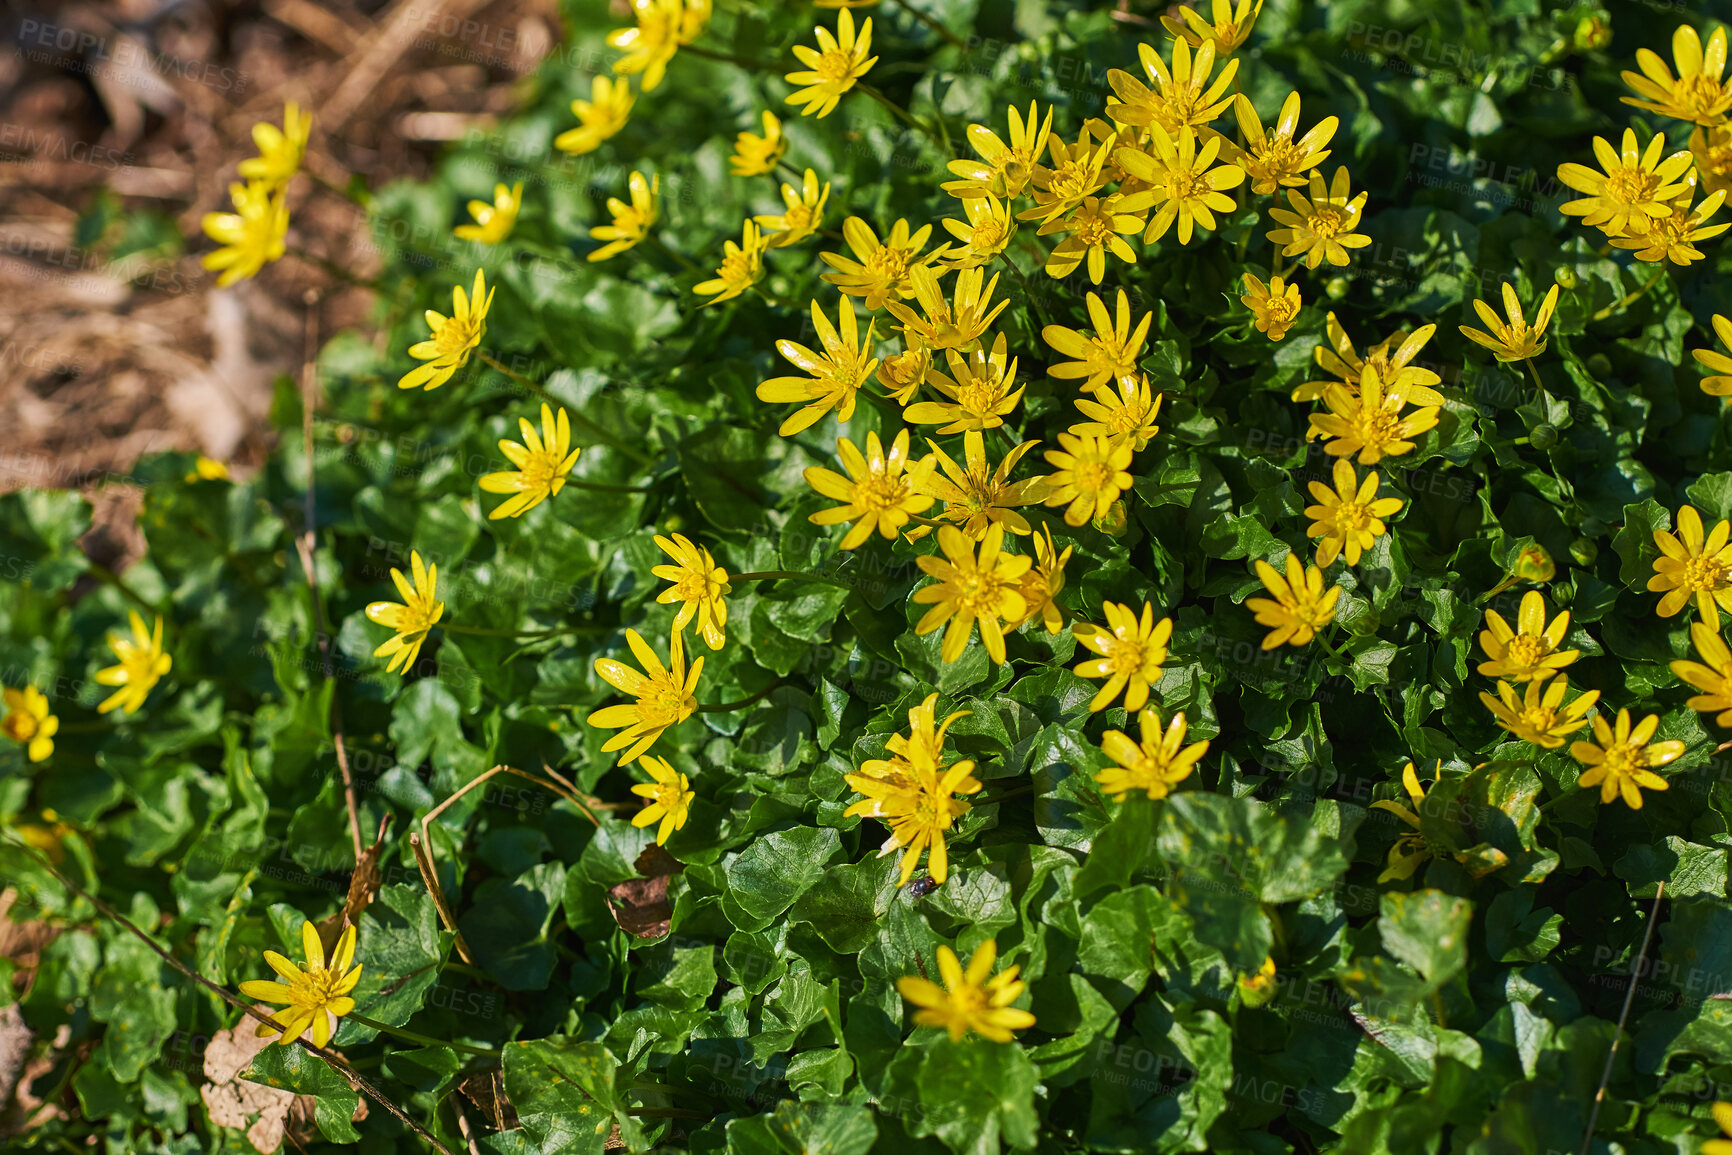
[5,0,1732,1152]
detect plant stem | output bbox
[698,681,781,713]
[890,0,968,48]
[1590,267,1666,322]
[858,83,944,148]
[648,234,701,275]
[1314,631,1346,660]
[732,569,857,589]
[974,784,1036,805]
[683,42,777,72]
[443,623,613,639]
[476,352,652,465]
[348,1013,500,1058]
[1521,357,1548,399]
[88,563,165,618]
[285,245,381,291]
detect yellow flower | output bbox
[608,0,709,91]
[1239,956,1278,1006]
[939,194,1018,269]
[239,921,362,1048]
[1706,1102,1732,1155]
[1039,194,1144,283]
[1304,458,1402,567]
[815,0,878,6]
[589,171,659,262]
[884,265,1005,351]
[1557,127,1695,238]
[1368,761,1434,883]
[1011,524,1072,635]
[479,403,581,520]
[845,714,981,884]
[1240,272,1302,341]
[1,686,58,762]
[1072,600,1173,713]
[556,75,635,155]
[1513,544,1557,584]
[1247,554,1341,649]
[1570,709,1684,809]
[1071,374,1163,453]
[755,169,831,247]
[237,102,311,187]
[200,180,289,288]
[1293,314,1444,405]
[784,7,876,119]
[1042,431,1134,527]
[731,110,786,176]
[454,182,522,245]
[364,551,444,676]
[95,611,172,714]
[913,524,1031,664]
[1017,127,1110,225]
[914,432,1047,540]
[1694,313,1732,400]
[1621,23,1732,125]
[1161,0,1265,53]
[757,297,878,435]
[942,101,1053,200]
[1308,366,1440,465]
[805,429,936,549]
[693,219,768,306]
[1230,91,1337,195]
[1671,621,1732,727]
[587,627,702,765]
[1477,591,1578,683]
[821,217,941,311]
[631,755,694,844]
[1691,124,1732,198]
[896,941,1035,1042]
[1116,125,1245,244]
[1650,504,1732,626]
[907,334,1023,433]
[1479,676,1599,749]
[652,533,731,651]
[1611,185,1730,265]
[1459,283,1560,362]
[398,269,493,391]
[1106,37,1239,134]
[1266,167,1371,269]
[856,693,969,783]
[1041,289,1152,391]
[1095,707,1206,800]
[876,340,932,406]
[186,456,230,482]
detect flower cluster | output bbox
[200,102,307,286]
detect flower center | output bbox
[1071,212,1115,245]
[856,470,911,513]
[1599,743,1645,777]
[971,219,1005,247]
[1684,553,1729,592]
[651,781,684,809]
[2,712,38,743]
[1358,406,1401,447]
[882,350,925,387]
[1681,74,1727,115]
[436,317,483,359]
[1326,501,1372,535]
[1504,634,1549,668]
[719,250,757,284]
[867,246,912,285]
[816,49,855,82]
[1605,165,1660,206]
[1074,460,1112,493]
[1165,168,1210,203]
[1309,207,1345,238]
[1265,296,1300,325]
[1517,703,1557,732]
[672,573,716,603]
[638,679,692,728]
[783,204,814,230]
[952,568,1009,618]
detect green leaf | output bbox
[724,826,843,930]
[246,1046,362,1144]
[502,1038,646,1154]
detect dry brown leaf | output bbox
[199,1024,295,1155]
[606,844,685,940]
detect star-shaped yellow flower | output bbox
[652,533,731,651]
[1230,91,1337,195]
[200,180,289,288]
[631,755,694,844]
[454,182,522,245]
[896,940,1035,1043]
[730,110,786,176]
[364,551,444,675]
[1459,283,1560,362]
[237,102,311,187]
[1570,708,1684,809]
[1671,621,1732,728]
[1304,458,1402,567]
[913,524,1031,664]
[1266,166,1371,269]
[820,217,941,311]
[1106,37,1239,134]
[1042,289,1153,391]
[95,611,173,715]
[239,921,362,1048]
[1308,366,1440,465]
[586,627,702,766]
[1240,272,1302,341]
[1479,676,1599,749]
[1477,591,1578,683]
[1621,23,1732,126]
[556,75,635,155]
[942,101,1053,200]
[804,429,936,549]
[589,171,659,263]
[694,219,768,306]
[784,7,876,119]
[1,686,58,762]
[908,334,1024,433]
[914,432,1047,541]
[1072,600,1173,713]
[1651,503,1732,626]
[1557,127,1695,239]
[757,297,878,435]
[479,403,581,520]
[398,269,493,391]
[1247,554,1341,649]
[1115,125,1245,245]
[1042,430,1134,527]
[1095,707,1206,801]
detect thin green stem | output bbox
[858,83,944,148]
[443,623,613,639]
[732,569,856,590]
[565,478,657,494]
[683,42,777,72]
[285,245,381,291]
[698,681,782,713]
[1590,267,1666,322]
[1314,630,1346,661]
[648,234,701,275]
[974,784,1036,805]
[347,1013,499,1058]
[890,0,968,48]
[89,563,166,618]
[1521,357,1548,400]
[304,167,369,208]
[476,352,652,465]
